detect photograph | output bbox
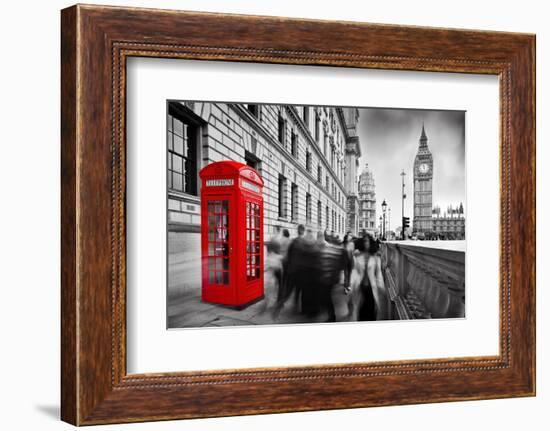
[166,101,466,329]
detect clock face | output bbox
[419,163,430,174]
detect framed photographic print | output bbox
[61,4,536,425]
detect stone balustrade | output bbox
[380,241,465,320]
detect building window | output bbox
[326,205,329,230]
[317,200,322,228]
[315,113,320,143]
[291,183,298,222]
[167,108,198,195]
[246,104,260,119]
[303,106,309,127]
[278,175,287,218]
[245,150,261,173]
[306,193,312,224]
[306,150,312,173]
[278,112,286,147]
[317,165,322,183]
[291,130,298,157]
[325,175,329,190]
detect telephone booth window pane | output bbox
[206,199,230,286]
[245,201,261,282]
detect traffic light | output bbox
[402,217,410,239]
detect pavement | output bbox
[167,231,354,328]
[168,271,355,328]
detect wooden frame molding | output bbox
[61,4,535,425]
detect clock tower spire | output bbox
[418,122,430,152]
[413,123,433,237]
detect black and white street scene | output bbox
[167,101,465,329]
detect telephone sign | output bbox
[206,178,234,187]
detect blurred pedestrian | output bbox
[266,227,284,314]
[352,234,387,320]
[286,224,317,312]
[315,235,353,322]
[352,235,376,320]
[280,228,290,256]
[342,232,355,295]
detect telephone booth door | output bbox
[201,196,235,305]
[242,198,264,304]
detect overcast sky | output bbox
[356,108,465,231]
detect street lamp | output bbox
[382,199,387,239]
[401,169,406,240]
[388,207,391,237]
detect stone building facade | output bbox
[432,216,466,239]
[167,101,361,241]
[357,164,377,236]
[343,108,361,236]
[431,205,466,239]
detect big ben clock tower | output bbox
[413,124,433,235]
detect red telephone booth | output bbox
[199,161,264,308]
